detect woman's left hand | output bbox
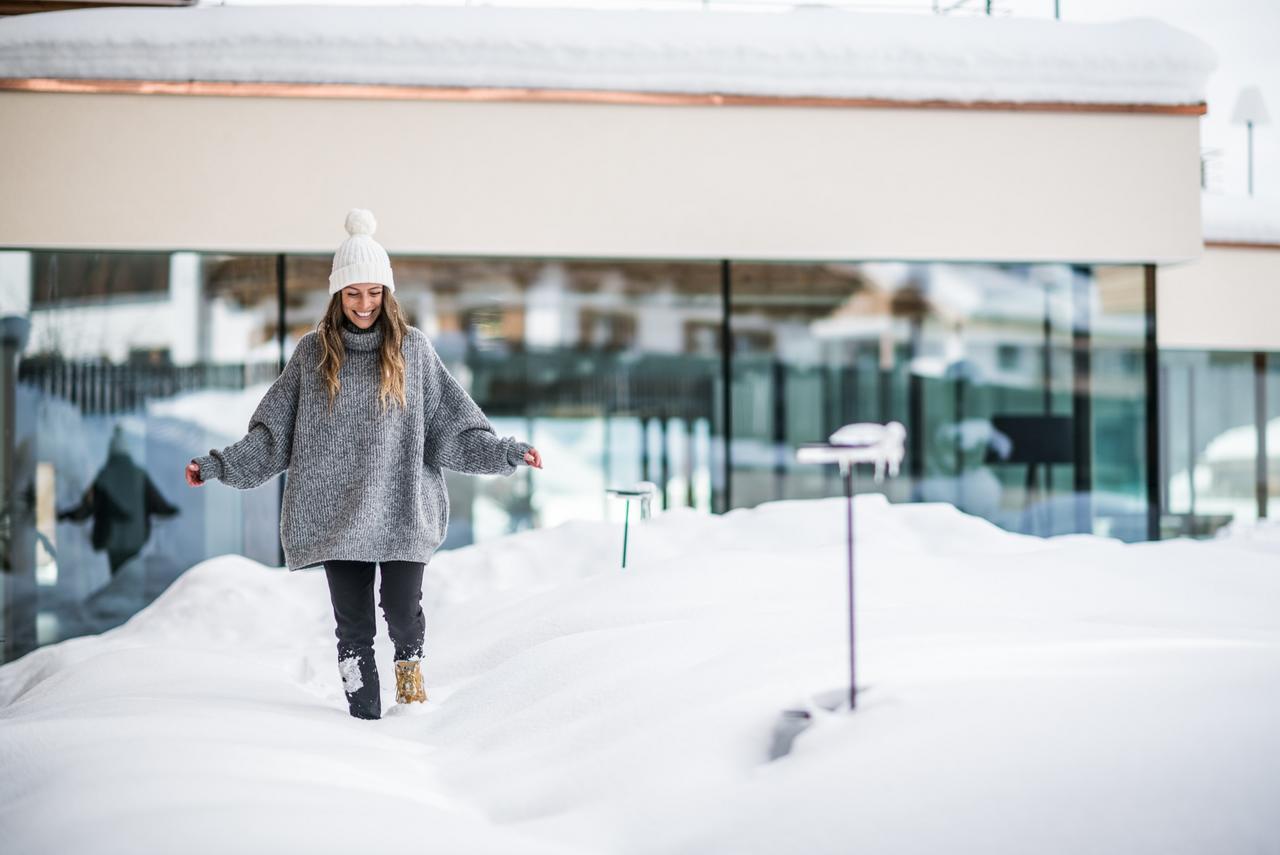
[523,447,543,469]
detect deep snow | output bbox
[0,494,1277,854]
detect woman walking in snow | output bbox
[183,208,542,720]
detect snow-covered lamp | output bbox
[1231,85,1270,196]
[793,421,906,714]
[606,481,658,570]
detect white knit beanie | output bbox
[329,208,395,295]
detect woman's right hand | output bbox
[185,461,205,487]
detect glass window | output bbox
[1161,349,1271,535]
[6,250,280,661]
[2,247,1187,663]
[1269,353,1279,518]
[728,261,1151,539]
[286,257,724,548]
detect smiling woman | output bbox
[184,207,543,720]
[342,281,382,329]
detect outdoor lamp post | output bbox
[1231,85,1270,196]
[795,421,906,712]
[606,481,658,569]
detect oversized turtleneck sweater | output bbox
[190,317,533,571]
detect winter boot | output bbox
[395,659,428,704]
[338,648,381,720]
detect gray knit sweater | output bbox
[190,321,533,571]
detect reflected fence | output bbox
[19,356,282,416]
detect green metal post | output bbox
[621,499,631,569]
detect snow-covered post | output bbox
[606,481,658,569]
[795,422,906,711]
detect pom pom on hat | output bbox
[345,208,377,237]
[329,207,395,295]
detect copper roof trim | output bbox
[1204,240,1280,251]
[0,76,1209,115]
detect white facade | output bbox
[1158,194,1280,351]
[1159,244,1280,351]
[0,90,1205,267]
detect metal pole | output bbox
[908,318,924,501]
[660,414,670,510]
[685,417,696,509]
[1188,366,1197,516]
[640,416,650,484]
[845,462,857,711]
[1071,268,1093,533]
[621,498,630,569]
[1043,276,1053,499]
[1248,121,1255,196]
[1144,264,1161,541]
[1158,363,1171,517]
[795,425,904,716]
[1256,352,1269,520]
[720,259,733,513]
[721,261,732,511]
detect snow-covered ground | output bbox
[1,494,1277,854]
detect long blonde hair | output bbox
[315,289,411,415]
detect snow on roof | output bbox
[0,5,1216,106]
[1202,192,1280,246]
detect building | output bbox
[2,3,1261,662]
[1158,192,1280,534]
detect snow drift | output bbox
[1,494,1276,854]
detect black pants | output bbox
[322,559,427,720]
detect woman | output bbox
[184,208,542,720]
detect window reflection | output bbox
[3,246,1273,664]
[286,258,724,545]
[1160,350,1277,535]
[7,250,280,660]
[729,261,1150,539]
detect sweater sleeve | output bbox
[191,343,305,489]
[423,345,533,476]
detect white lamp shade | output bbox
[1231,85,1270,125]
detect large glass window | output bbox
[1270,354,1280,518]
[1160,349,1277,535]
[727,261,1151,539]
[4,250,280,660]
[6,248,1231,665]
[286,258,724,548]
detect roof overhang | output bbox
[0,6,1214,264]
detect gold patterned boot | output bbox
[394,659,428,704]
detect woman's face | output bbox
[341,282,383,329]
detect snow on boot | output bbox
[395,659,428,704]
[338,648,381,719]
